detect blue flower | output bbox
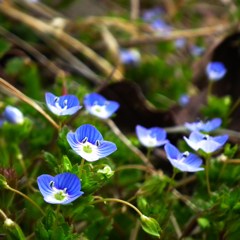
[164,143,204,172]
[183,131,228,154]
[150,19,172,33]
[206,62,227,81]
[119,48,141,65]
[2,106,24,124]
[37,173,84,204]
[190,45,205,57]
[178,94,190,107]
[45,92,81,116]
[142,7,164,22]
[184,118,222,132]
[84,93,120,119]
[67,124,117,162]
[175,38,186,49]
[136,125,169,148]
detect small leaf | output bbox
[0,174,8,189]
[140,215,161,238]
[197,217,210,229]
[62,155,72,171]
[0,38,11,59]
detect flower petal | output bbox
[84,93,106,106]
[75,124,103,143]
[164,143,180,160]
[97,141,117,159]
[37,174,55,196]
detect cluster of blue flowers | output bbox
[37,91,120,204]
[4,89,229,204]
[135,117,228,173]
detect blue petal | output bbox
[54,173,81,194]
[60,106,82,116]
[136,125,148,139]
[183,153,203,167]
[37,174,54,197]
[97,141,117,158]
[206,62,227,81]
[164,143,180,160]
[84,93,106,106]
[45,92,56,106]
[212,135,228,145]
[3,106,24,124]
[188,131,206,143]
[203,118,222,132]
[58,95,80,108]
[149,127,167,141]
[62,191,84,204]
[104,101,120,116]
[170,159,204,172]
[197,139,223,153]
[75,124,103,144]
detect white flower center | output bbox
[54,97,68,111]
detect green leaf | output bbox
[0,174,8,189]
[197,217,210,229]
[0,38,11,59]
[140,215,161,238]
[62,155,72,172]
[34,221,49,239]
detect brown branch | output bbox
[0,3,123,81]
[0,77,60,130]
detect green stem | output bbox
[146,148,152,161]
[5,185,45,215]
[79,158,85,178]
[93,196,143,217]
[205,156,212,195]
[207,81,213,103]
[167,167,178,192]
[228,97,240,117]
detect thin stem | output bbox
[106,119,153,167]
[205,156,212,195]
[93,196,143,217]
[0,209,8,220]
[207,81,214,103]
[228,97,240,117]
[167,168,178,192]
[115,164,154,173]
[5,185,45,215]
[0,77,60,130]
[79,158,85,178]
[146,148,152,161]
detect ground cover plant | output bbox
[1,0,240,239]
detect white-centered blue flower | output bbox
[2,106,24,124]
[164,143,204,172]
[136,125,169,148]
[183,131,228,154]
[119,48,141,65]
[184,118,222,132]
[37,173,84,205]
[178,94,190,107]
[45,92,81,116]
[175,38,186,49]
[67,124,117,162]
[84,93,120,119]
[206,62,227,81]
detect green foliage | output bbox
[0,38,11,59]
[0,1,239,239]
